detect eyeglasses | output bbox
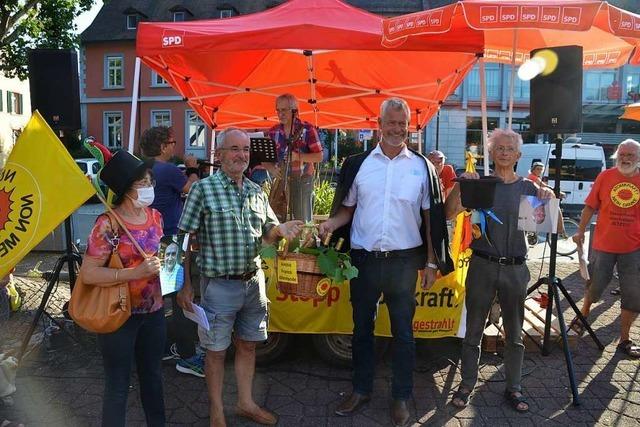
[219,147,251,154]
[493,146,517,154]
[132,178,156,188]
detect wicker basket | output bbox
[276,251,326,299]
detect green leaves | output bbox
[259,244,277,259]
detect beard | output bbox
[617,161,638,176]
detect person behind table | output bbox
[319,97,453,427]
[571,139,640,359]
[177,128,304,426]
[445,129,555,413]
[427,149,456,198]
[140,125,203,377]
[80,150,165,427]
[261,93,323,221]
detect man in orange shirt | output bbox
[427,150,456,198]
[572,139,640,358]
[527,161,545,184]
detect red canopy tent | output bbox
[382,0,640,69]
[134,0,483,139]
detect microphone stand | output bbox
[282,109,297,221]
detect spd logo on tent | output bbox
[0,164,41,266]
[162,30,185,47]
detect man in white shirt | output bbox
[320,97,451,427]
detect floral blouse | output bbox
[86,208,164,314]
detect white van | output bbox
[516,140,606,214]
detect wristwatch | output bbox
[426,262,438,270]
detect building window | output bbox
[466,116,499,148]
[105,55,124,88]
[126,14,138,29]
[584,71,616,102]
[0,90,3,112]
[186,111,206,147]
[151,71,169,87]
[466,64,501,100]
[173,11,185,21]
[5,92,23,115]
[151,110,172,127]
[220,9,234,18]
[625,71,640,102]
[103,112,123,148]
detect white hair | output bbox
[275,93,299,110]
[379,97,411,122]
[215,127,249,150]
[611,138,640,159]
[487,128,523,152]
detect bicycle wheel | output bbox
[555,217,579,256]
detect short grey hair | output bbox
[275,93,299,110]
[215,127,249,150]
[487,128,523,152]
[611,138,640,159]
[379,97,411,122]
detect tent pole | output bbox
[334,129,338,170]
[127,57,142,153]
[210,129,216,175]
[479,58,489,176]
[508,30,518,129]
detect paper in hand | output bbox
[577,241,590,281]
[183,303,210,331]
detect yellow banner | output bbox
[0,112,96,277]
[264,233,470,339]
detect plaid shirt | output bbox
[268,118,323,176]
[178,170,279,277]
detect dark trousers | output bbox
[166,292,198,358]
[97,309,166,427]
[350,249,422,400]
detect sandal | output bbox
[617,340,640,359]
[504,390,529,413]
[567,315,586,336]
[451,388,472,408]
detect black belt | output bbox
[215,271,257,281]
[353,247,422,259]
[473,251,525,265]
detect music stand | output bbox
[249,137,277,169]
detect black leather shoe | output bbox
[391,400,410,427]
[335,392,371,416]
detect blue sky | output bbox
[75,1,103,34]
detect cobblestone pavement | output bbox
[1,251,638,426]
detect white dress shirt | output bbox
[343,144,430,251]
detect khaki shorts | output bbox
[588,249,640,313]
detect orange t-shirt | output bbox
[527,173,541,184]
[585,167,640,254]
[439,164,456,195]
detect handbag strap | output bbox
[104,210,148,258]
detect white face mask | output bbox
[128,186,154,208]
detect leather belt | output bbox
[353,247,422,259]
[474,251,525,266]
[215,271,257,281]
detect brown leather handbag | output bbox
[69,211,146,334]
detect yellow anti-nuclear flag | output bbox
[0,111,96,277]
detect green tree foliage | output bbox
[0,0,95,80]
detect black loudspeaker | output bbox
[28,49,81,131]
[530,45,583,134]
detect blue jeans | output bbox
[97,309,166,427]
[349,249,422,400]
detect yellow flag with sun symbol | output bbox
[0,112,95,277]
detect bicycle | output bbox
[526,215,579,256]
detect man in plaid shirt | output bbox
[177,128,302,426]
[263,93,323,221]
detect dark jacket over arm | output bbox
[329,148,454,276]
